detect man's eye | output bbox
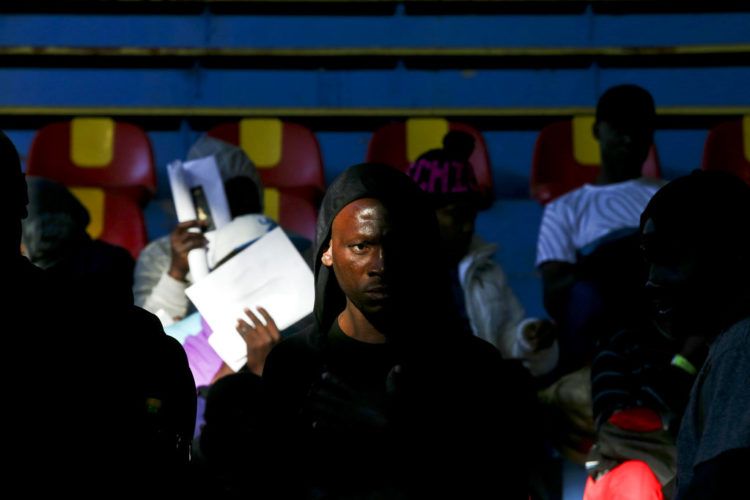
[351,243,368,252]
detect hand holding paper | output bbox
[186,227,315,371]
[167,156,231,282]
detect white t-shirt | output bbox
[536,178,665,266]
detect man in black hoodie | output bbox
[263,163,534,499]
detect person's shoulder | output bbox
[711,317,750,362]
[91,238,133,258]
[263,325,323,398]
[265,325,321,379]
[130,304,167,328]
[545,185,588,213]
[270,327,319,360]
[634,176,667,189]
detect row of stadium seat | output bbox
[25,116,750,259]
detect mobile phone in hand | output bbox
[190,185,216,232]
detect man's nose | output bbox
[368,247,385,276]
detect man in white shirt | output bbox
[533,84,665,375]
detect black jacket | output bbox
[264,164,535,499]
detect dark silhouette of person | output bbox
[2,130,70,488]
[2,130,196,494]
[22,176,135,302]
[639,170,750,499]
[263,163,535,498]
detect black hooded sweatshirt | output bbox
[263,163,534,499]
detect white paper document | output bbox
[186,227,315,371]
[167,156,232,281]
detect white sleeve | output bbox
[133,237,191,321]
[143,273,191,321]
[536,198,577,266]
[466,262,524,358]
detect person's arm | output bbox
[167,220,208,282]
[535,199,578,320]
[463,260,525,358]
[133,240,191,321]
[539,260,577,320]
[133,222,207,321]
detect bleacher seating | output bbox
[26,118,156,258]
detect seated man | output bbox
[263,163,535,499]
[134,136,311,386]
[535,84,665,376]
[134,135,281,323]
[408,130,525,357]
[22,176,135,304]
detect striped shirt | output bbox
[536,178,665,266]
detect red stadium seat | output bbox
[27,118,156,203]
[264,187,319,243]
[27,118,156,258]
[701,116,750,186]
[208,119,325,241]
[366,118,494,206]
[531,117,661,205]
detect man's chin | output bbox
[362,301,392,317]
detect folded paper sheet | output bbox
[186,227,315,371]
[167,155,231,282]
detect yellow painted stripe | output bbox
[406,118,449,162]
[2,106,749,119]
[69,187,105,239]
[743,115,750,163]
[263,187,280,222]
[71,118,114,168]
[572,115,601,166]
[240,118,282,168]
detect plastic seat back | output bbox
[27,118,156,203]
[27,118,155,257]
[701,116,750,186]
[208,119,325,240]
[531,117,661,204]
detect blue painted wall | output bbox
[2,5,749,316]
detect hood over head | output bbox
[312,163,463,348]
[22,176,91,269]
[188,135,264,213]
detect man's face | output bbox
[596,120,653,180]
[641,217,703,340]
[322,198,402,320]
[435,201,477,265]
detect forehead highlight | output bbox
[332,198,389,236]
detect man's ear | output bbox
[321,241,333,267]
